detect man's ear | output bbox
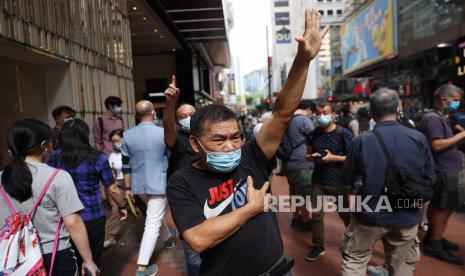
[189,135,200,153]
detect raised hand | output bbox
[295,9,330,61]
[165,75,180,105]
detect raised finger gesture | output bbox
[295,9,330,61]
[165,75,180,105]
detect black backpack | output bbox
[276,115,307,161]
[373,128,434,208]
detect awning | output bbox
[159,0,231,68]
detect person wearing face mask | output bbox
[51,105,76,149]
[164,76,199,177]
[121,100,178,276]
[93,96,124,156]
[167,9,329,275]
[305,101,353,262]
[47,118,126,273]
[103,129,128,249]
[419,84,465,265]
[0,119,100,276]
[163,76,201,276]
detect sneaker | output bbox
[103,239,116,249]
[165,229,178,249]
[135,264,158,276]
[305,246,325,262]
[367,264,389,276]
[441,238,460,251]
[422,236,460,251]
[423,244,464,265]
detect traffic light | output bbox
[327,96,334,102]
[265,98,271,104]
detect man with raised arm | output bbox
[166,9,328,275]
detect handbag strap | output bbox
[49,215,62,276]
[372,128,395,167]
[29,169,60,217]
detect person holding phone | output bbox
[305,101,353,262]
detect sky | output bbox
[229,0,272,76]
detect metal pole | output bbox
[266,26,272,109]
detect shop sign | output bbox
[341,0,395,74]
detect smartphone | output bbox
[84,268,93,276]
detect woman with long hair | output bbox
[47,118,125,269]
[0,119,99,276]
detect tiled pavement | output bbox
[103,174,465,275]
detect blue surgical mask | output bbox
[179,117,191,132]
[197,140,241,173]
[316,115,332,127]
[113,143,122,152]
[448,101,460,111]
[113,106,122,114]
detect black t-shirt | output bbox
[168,131,198,176]
[167,139,283,276]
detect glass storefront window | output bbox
[399,0,464,48]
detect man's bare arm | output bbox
[164,75,180,148]
[430,131,465,152]
[182,177,270,254]
[257,9,329,159]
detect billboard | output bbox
[341,0,395,74]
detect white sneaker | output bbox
[103,239,116,249]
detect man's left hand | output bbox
[322,150,336,162]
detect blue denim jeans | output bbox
[183,241,201,276]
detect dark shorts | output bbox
[285,168,313,197]
[432,173,459,209]
[43,247,78,276]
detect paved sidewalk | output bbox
[103,174,465,275]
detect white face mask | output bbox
[178,117,191,132]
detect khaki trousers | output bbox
[341,216,420,276]
[104,180,126,240]
[311,183,351,247]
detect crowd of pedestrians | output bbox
[1,8,465,276]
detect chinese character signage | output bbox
[341,0,395,74]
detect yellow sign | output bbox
[341,0,395,74]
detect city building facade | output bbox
[0,0,134,165]
[270,0,319,99]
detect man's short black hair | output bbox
[317,101,332,112]
[104,96,123,109]
[52,106,76,120]
[191,104,238,137]
[297,99,315,111]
